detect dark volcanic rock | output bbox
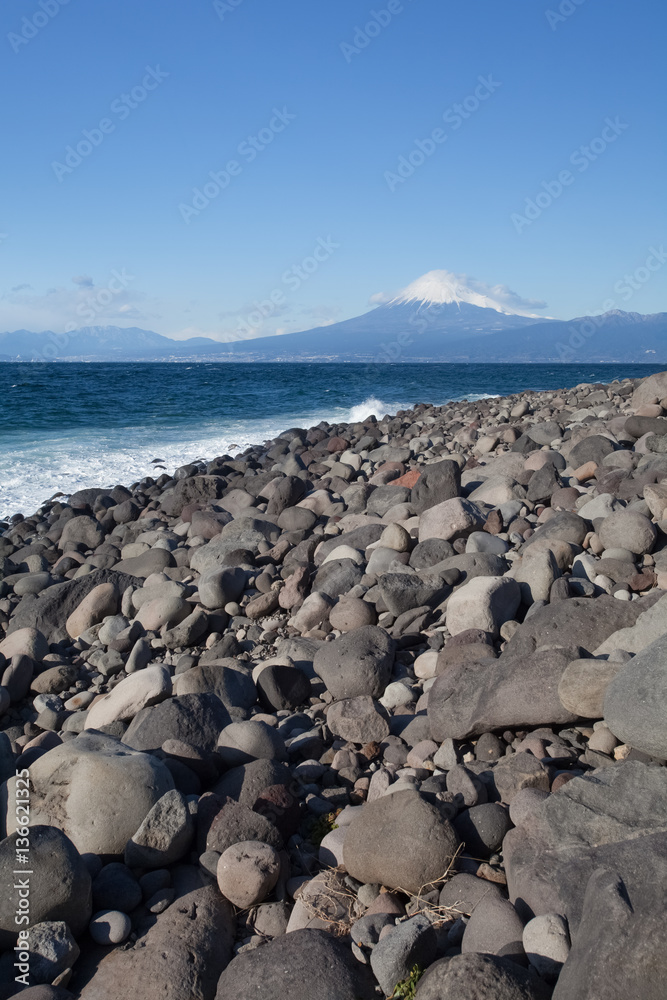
[122,693,231,752]
[344,790,459,895]
[211,758,292,810]
[0,827,92,948]
[503,594,654,657]
[256,663,311,712]
[175,662,256,718]
[77,876,235,1000]
[504,761,667,931]
[215,928,375,1000]
[205,801,283,855]
[7,569,138,641]
[429,646,580,741]
[416,953,551,999]
[313,625,395,699]
[552,868,667,1000]
[410,459,461,514]
[159,475,226,517]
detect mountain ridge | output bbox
[1,269,665,362]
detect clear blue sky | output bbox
[1,0,665,340]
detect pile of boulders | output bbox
[1,370,667,998]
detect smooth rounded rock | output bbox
[216,840,281,908]
[4,734,174,856]
[446,576,521,637]
[215,928,375,1000]
[65,583,118,639]
[326,696,389,744]
[344,790,459,895]
[313,625,395,699]
[416,952,551,999]
[598,509,657,556]
[217,720,287,767]
[0,826,92,947]
[523,913,570,980]
[85,665,172,730]
[89,909,132,945]
[0,627,49,663]
[329,596,377,631]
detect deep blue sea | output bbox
[1,362,664,519]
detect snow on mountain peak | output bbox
[386,270,545,318]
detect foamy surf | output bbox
[0,400,408,518]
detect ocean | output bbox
[1,361,664,519]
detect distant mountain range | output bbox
[1,270,665,363]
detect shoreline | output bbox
[1,369,667,997]
[3,360,666,523]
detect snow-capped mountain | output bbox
[385,269,547,318]
[1,270,665,362]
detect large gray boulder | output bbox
[429,646,580,741]
[604,632,667,757]
[313,625,395,699]
[504,761,667,932]
[0,827,92,949]
[344,790,459,895]
[521,511,588,549]
[445,576,521,637]
[211,758,292,810]
[502,594,655,657]
[159,474,226,517]
[3,735,173,856]
[552,868,667,1000]
[6,570,138,642]
[122,693,231,752]
[632,370,667,407]
[190,516,281,573]
[411,459,461,513]
[77,874,235,1000]
[173,662,256,718]
[416,953,551,999]
[215,928,375,1000]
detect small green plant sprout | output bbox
[388,964,425,999]
[308,809,341,847]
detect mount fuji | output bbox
[1,269,666,362]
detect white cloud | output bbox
[0,274,150,332]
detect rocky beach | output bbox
[1,368,667,999]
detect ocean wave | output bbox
[0,400,410,518]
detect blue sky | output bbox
[0,0,665,341]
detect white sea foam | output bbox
[0,397,409,518]
[1,390,502,518]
